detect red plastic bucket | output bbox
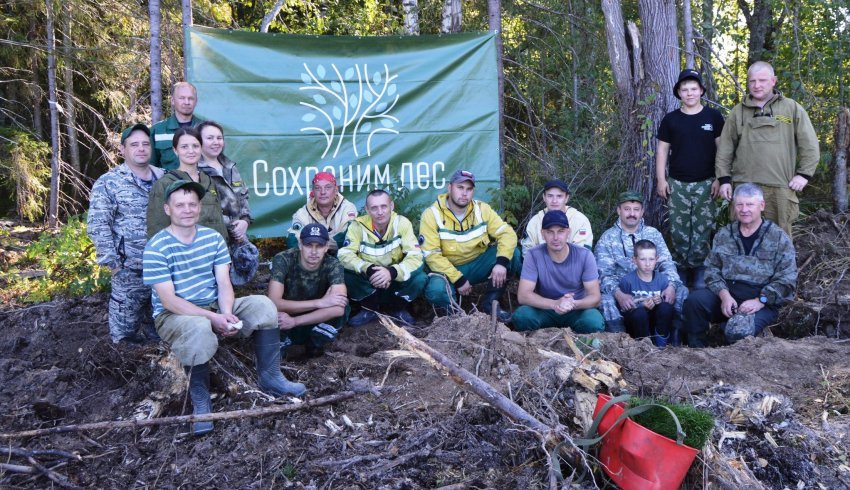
[592,394,699,490]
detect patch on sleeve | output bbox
[418,234,425,245]
[342,239,350,247]
[348,211,357,217]
[291,223,302,231]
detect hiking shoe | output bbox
[391,309,415,326]
[349,309,378,327]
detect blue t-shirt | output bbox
[521,244,598,300]
[617,270,670,302]
[143,225,231,318]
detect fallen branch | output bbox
[1,390,362,439]
[1,446,81,461]
[26,456,79,489]
[0,462,35,473]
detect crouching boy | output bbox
[617,240,674,346]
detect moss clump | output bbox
[628,397,714,449]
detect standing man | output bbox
[144,180,305,436]
[716,61,820,236]
[594,191,686,333]
[150,82,202,170]
[269,223,348,358]
[682,184,796,346]
[521,179,593,253]
[339,190,426,327]
[287,172,357,253]
[512,210,605,333]
[420,169,521,322]
[88,123,164,344]
[656,69,725,288]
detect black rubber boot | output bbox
[255,328,307,397]
[481,288,511,323]
[184,363,214,436]
[678,267,692,289]
[692,266,706,290]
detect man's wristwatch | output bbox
[759,295,768,305]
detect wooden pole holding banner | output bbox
[181,0,192,79]
[834,108,850,213]
[487,0,506,196]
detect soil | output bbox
[2,212,850,489]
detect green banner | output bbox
[186,27,500,238]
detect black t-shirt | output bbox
[657,106,725,182]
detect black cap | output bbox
[673,69,705,99]
[121,123,150,144]
[164,179,206,201]
[541,210,570,229]
[543,179,570,194]
[300,223,329,245]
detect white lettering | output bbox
[287,167,303,196]
[375,164,390,187]
[400,162,414,189]
[357,165,371,191]
[433,161,445,188]
[253,160,269,197]
[273,166,288,196]
[416,162,431,190]
[338,165,354,191]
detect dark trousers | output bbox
[682,286,777,347]
[622,302,674,342]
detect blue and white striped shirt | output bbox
[143,225,231,318]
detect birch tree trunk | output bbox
[149,0,163,122]
[682,0,695,69]
[440,0,461,34]
[61,1,81,175]
[834,108,850,213]
[261,0,285,33]
[45,0,60,228]
[487,0,504,191]
[695,0,717,101]
[181,0,192,78]
[29,17,44,140]
[402,0,420,35]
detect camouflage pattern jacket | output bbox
[199,155,252,238]
[704,219,796,306]
[87,164,165,271]
[594,219,682,295]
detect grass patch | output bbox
[629,397,715,449]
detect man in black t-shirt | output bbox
[655,69,725,289]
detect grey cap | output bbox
[450,169,476,185]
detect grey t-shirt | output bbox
[617,270,670,301]
[521,244,598,300]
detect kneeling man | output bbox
[144,180,305,436]
[512,210,605,332]
[268,223,348,357]
[339,190,426,326]
[682,183,796,346]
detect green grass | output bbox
[628,397,715,449]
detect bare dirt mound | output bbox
[2,293,850,488]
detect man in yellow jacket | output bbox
[339,190,427,327]
[419,170,521,322]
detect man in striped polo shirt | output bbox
[143,179,305,436]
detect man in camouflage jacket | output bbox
[87,124,164,343]
[683,183,796,346]
[594,191,686,333]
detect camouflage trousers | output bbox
[108,268,157,343]
[668,178,717,268]
[601,284,688,333]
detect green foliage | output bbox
[0,127,51,221]
[2,215,111,303]
[628,397,715,449]
[488,184,531,229]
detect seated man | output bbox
[339,189,427,327]
[682,183,796,346]
[143,180,304,436]
[617,240,674,346]
[521,179,593,252]
[287,172,357,253]
[595,191,686,333]
[420,169,521,322]
[268,223,348,357]
[512,210,605,332]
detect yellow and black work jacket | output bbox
[338,212,423,282]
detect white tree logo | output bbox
[300,63,400,159]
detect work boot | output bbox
[184,363,214,436]
[481,289,511,324]
[254,328,307,397]
[349,309,378,327]
[386,296,415,326]
[692,266,706,290]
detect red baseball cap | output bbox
[312,172,337,186]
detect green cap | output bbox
[120,123,150,144]
[164,179,205,201]
[617,190,644,205]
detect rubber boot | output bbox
[692,266,706,290]
[386,295,415,326]
[255,328,307,397]
[349,292,380,327]
[678,267,692,289]
[481,288,511,324]
[184,363,214,436]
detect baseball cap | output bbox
[120,123,150,144]
[541,210,570,229]
[617,190,643,205]
[300,223,329,245]
[544,179,570,194]
[312,172,337,187]
[673,69,706,99]
[450,169,475,185]
[164,179,206,201]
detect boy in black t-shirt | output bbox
[656,69,724,290]
[618,240,674,347]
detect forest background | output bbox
[0,0,848,256]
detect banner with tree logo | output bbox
[186,27,499,238]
